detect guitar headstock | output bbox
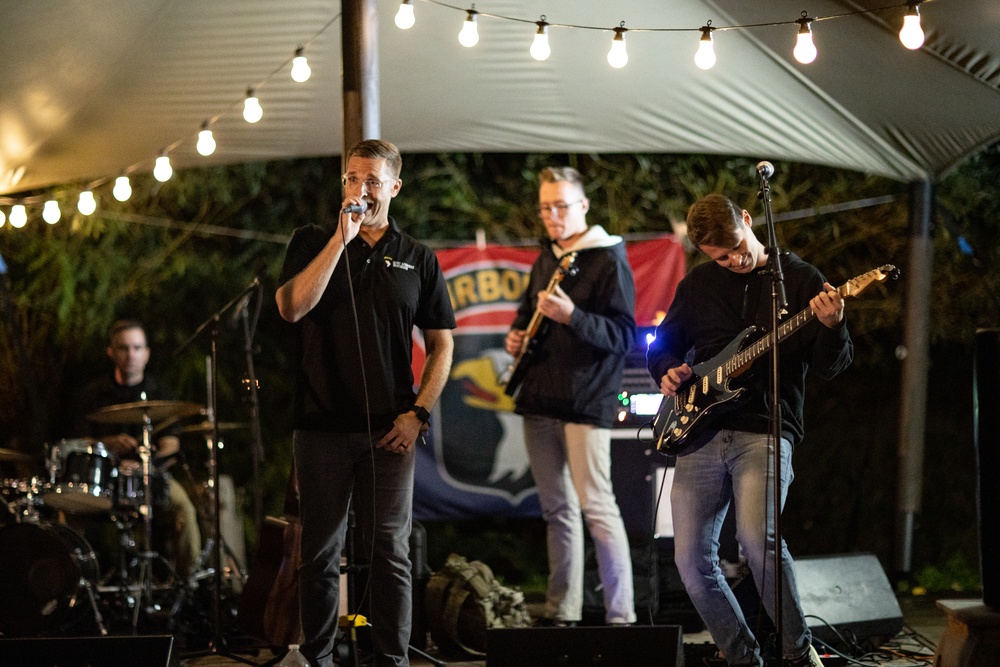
[559,251,580,277]
[839,264,900,298]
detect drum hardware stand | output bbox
[81,574,109,636]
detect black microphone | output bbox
[229,294,252,328]
[342,201,368,215]
[229,277,260,328]
[756,161,775,179]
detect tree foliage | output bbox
[1,144,997,577]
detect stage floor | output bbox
[176,594,950,666]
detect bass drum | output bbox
[0,522,99,636]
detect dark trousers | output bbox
[294,428,415,667]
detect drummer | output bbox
[72,319,202,578]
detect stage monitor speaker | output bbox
[794,553,903,645]
[974,329,1000,609]
[0,635,174,666]
[486,625,683,667]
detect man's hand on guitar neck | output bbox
[810,281,845,329]
[659,363,693,397]
[536,285,575,325]
[505,329,526,357]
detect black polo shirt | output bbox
[73,373,176,440]
[279,217,456,432]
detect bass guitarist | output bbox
[646,194,852,667]
[504,166,637,627]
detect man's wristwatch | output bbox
[410,405,431,424]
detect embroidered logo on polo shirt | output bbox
[384,256,415,271]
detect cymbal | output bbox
[0,447,33,462]
[87,400,204,425]
[177,421,249,435]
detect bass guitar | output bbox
[651,264,898,455]
[501,251,579,396]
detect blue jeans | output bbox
[523,415,636,624]
[670,429,811,666]
[294,429,415,667]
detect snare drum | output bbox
[114,463,168,512]
[0,521,99,636]
[44,439,116,514]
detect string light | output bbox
[607,25,628,69]
[793,13,817,64]
[243,88,263,123]
[394,0,416,30]
[530,18,551,61]
[0,4,939,226]
[42,200,61,224]
[153,153,173,182]
[10,205,26,228]
[899,1,925,50]
[113,175,132,202]
[77,190,97,216]
[458,10,479,47]
[694,23,716,70]
[197,123,216,156]
[291,46,311,82]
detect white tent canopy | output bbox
[1,0,998,197]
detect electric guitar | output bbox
[651,264,899,455]
[501,251,579,396]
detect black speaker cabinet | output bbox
[0,635,174,666]
[974,329,1000,609]
[486,625,683,667]
[794,553,903,645]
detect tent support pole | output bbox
[894,178,934,578]
[342,0,381,165]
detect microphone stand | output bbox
[238,281,266,532]
[175,277,263,665]
[757,162,788,657]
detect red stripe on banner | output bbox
[412,236,685,379]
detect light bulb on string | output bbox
[458,10,479,47]
[394,0,415,30]
[197,123,216,156]
[291,47,311,82]
[793,13,817,64]
[530,18,551,61]
[694,23,716,70]
[113,175,132,202]
[0,208,5,227]
[899,1,925,50]
[154,153,172,182]
[243,88,263,123]
[10,204,26,228]
[78,190,97,216]
[43,199,61,224]
[607,25,628,69]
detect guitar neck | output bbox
[522,264,568,340]
[728,290,835,372]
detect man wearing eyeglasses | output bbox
[504,166,637,627]
[276,139,455,667]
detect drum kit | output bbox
[0,399,248,639]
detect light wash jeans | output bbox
[523,415,636,624]
[294,428,415,667]
[671,429,812,666]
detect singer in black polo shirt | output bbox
[276,139,455,667]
